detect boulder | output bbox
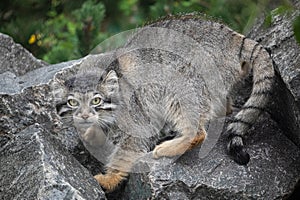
[114,116,300,200]
[0,124,106,200]
[247,0,300,148]
[0,34,106,199]
[0,33,46,76]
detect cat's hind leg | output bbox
[153,127,206,159]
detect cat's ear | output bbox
[51,76,71,117]
[51,76,69,102]
[117,52,138,73]
[101,70,119,95]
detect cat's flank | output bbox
[53,14,274,192]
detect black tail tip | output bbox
[227,136,250,165]
[230,148,250,165]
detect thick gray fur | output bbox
[53,13,274,191]
[140,14,274,164]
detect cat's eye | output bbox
[67,98,79,107]
[91,97,102,106]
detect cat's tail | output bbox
[226,40,274,165]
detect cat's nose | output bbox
[81,114,89,120]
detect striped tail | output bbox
[227,41,274,165]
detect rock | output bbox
[0,33,46,76]
[0,124,106,200]
[0,59,80,95]
[247,1,300,147]
[117,116,300,200]
[0,33,106,199]
[248,1,300,99]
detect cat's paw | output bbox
[153,132,206,159]
[94,170,127,192]
[152,140,186,159]
[152,143,165,159]
[94,173,119,192]
[82,126,106,146]
[82,128,94,141]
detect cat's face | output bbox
[56,70,119,129]
[66,92,106,128]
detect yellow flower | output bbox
[28,34,36,44]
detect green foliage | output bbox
[0,0,106,64]
[264,2,294,28]
[293,15,300,45]
[40,0,107,63]
[41,14,80,63]
[0,0,294,64]
[73,0,107,56]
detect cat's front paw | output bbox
[82,127,94,141]
[82,126,106,146]
[94,170,127,192]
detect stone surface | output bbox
[0,33,46,76]
[118,116,300,200]
[247,1,300,147]
[0,124,106,200]
[0,57,81,95]
[248,1,300,99]
[0,33,106,199]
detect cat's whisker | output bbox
[99,116,115,125]
[97,120,112,129]
[58,116,73,119]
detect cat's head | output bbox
[55,70,119,129]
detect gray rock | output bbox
[248,2,300,98]
[121,117,300,200]
[0,33,106,199]
[0,33,46,76]
[0,124,106,200]
[247,1,300,147]
[0,57,81,95]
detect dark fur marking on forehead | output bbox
[64,77,76,90]
[64,72,102,92]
